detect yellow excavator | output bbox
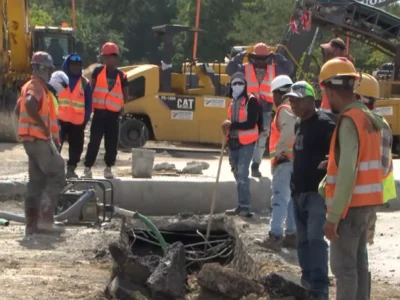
[0,0,78,143]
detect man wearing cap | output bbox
[15,51,66,235]
[319,57,386,300]
[57,54,92,179]
[256,75,297,250]
[319,38,354,116]
[286,81,335,300]
[227,42,293,177]
[83,42,129,179]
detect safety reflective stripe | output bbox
[326,160,381,184]
[93,87,123,99]
[237,128,258,136]
[58,98,85,109]
[245,64,274,99]
[19,111,49,122]
[92,98,122,110]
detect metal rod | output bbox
[192,0,201,59]
[72,0,76,30]
[205,136,225,242]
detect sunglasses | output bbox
[70,55,82,62]
[232,82,245,86]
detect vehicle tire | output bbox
[119,118,149,149]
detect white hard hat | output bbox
[271,75,293,93]
[49,71,69,95]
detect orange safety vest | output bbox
[58,78,85,125]
[92,67,125,112]
[320,92,331,112]
[18,80,60,143]
[244,63,275,103]
[227,97,259,145]
[325,107,383,219]
[269,103,294,165]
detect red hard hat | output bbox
[101,42,119,55]
[253,43,269,56]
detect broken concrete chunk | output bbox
[109,241,161,286]
[187,161,210,170]
[153,162,176,171]
[181,164,203,174]
[198,263,264,299]
[261,272,307,299]
[146,242,187,299]
[105,277,150,300]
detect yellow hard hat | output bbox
[355,73,379,99]
[319,57,359,84]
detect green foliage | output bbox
[29,0,400,72]
[29,3,54,26]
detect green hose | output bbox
[133,212,168,252]
[0,218,10,226]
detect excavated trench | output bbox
[127,229,235,273]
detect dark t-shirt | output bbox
[92,65,129,91]
[291,111,336,194]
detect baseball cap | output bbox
[320,37,346,51]
[283,81,316,100]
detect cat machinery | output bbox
[118,24,233,148]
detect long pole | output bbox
[192,0,201,59]
[205,137,225,242]
[72,0,76,30]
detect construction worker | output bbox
[59,54,92,179]
[284,81,335,300]
[15,51,66,235]
[223,72,260,218]
[319,38,356,119]
[354,73,396,300]
[319,57,387,300]
[48,70,70,116]
[256,75,297,250]
[83,42,129,179]
[227,42,293,177]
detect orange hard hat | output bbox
[101,42,119,55]
[253,43,269,56]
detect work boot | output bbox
[25,207,39,236]
[282,233,297,249]
[66,165,79,179]
[225,206,254,218]
[251,163,262,177]
[83,167,92,178]
[38,204,65,234]
[254,232,283,251]
[104,166,115,179]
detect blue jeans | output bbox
[293,192,329,297]
[270,162,296,237]
[229,143,255,208]
[252,111,271,164]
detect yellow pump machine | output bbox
[0,0,77,143]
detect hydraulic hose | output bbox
[0,218,10,226]
[0,189,95,223]
[113,207,168,251]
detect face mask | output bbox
[232,84,245,99]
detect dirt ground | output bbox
[1,200,400,300]
[1,141,400,299]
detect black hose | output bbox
[0,189,95,223]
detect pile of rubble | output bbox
[153,161,210,175]
[104,224,308,300]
